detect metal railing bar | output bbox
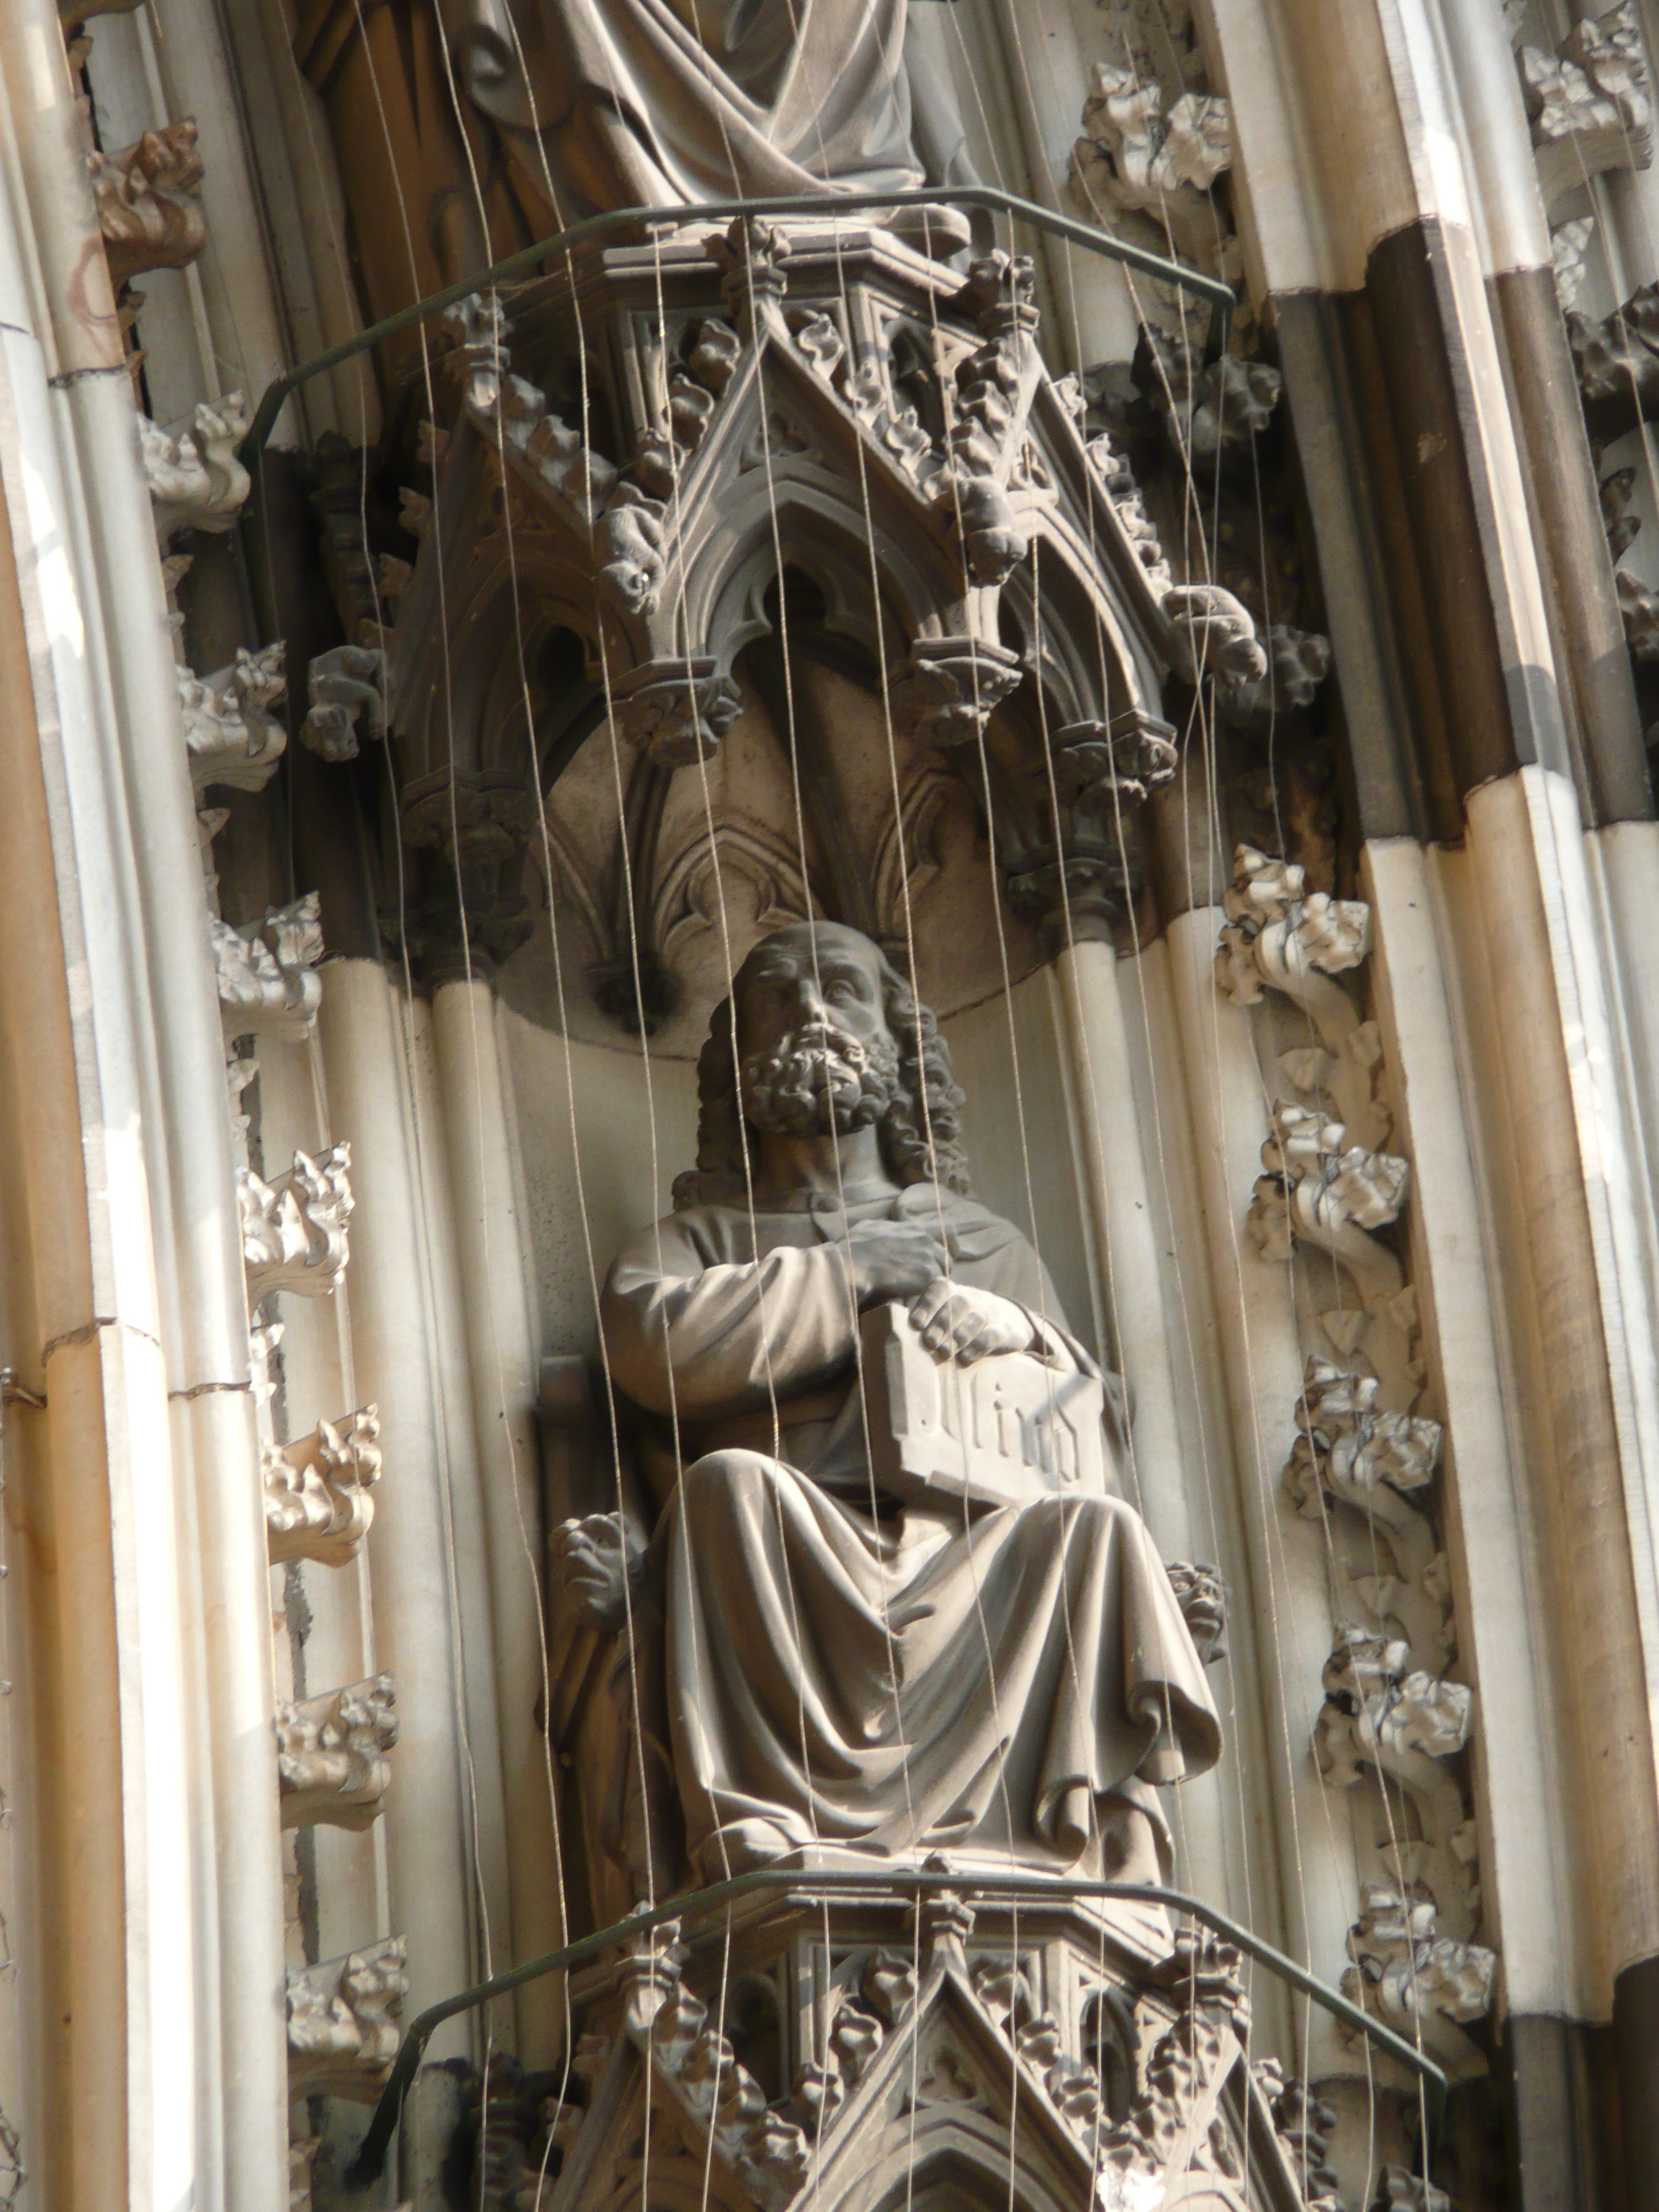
[343,1865,1445,2190]
[238,185,1234,462]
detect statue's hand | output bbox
[844,1218,952,1305]
[908,1280,1037,1364]
[549,1512,644,1632]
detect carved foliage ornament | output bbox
[179,641,287,795]
[89,122,207,285]
[276,1673,397,1829]
[287,1938,408,2100]
[141,395,252,544]
[212,891,323,1043]
[240,1143,353,1303]
[264,1405,382,1566]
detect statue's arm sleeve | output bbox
[601,1225,860,1419]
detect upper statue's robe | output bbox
[601,1182,1221,1881]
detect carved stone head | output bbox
[673,922,971,1208]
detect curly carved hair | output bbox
[673,943,973,1208]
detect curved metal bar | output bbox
[342,1866,1447,2191]
[239,184,1233,462]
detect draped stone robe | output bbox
[601,1182,1220,1883]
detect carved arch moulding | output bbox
[363,217,1271,1037]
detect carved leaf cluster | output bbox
[141,395,252,544]
[212,890,323,1042]
[277,1673,397,1828]
[287,1938,408,2100]
[89,122,206,284]
[240,1143,353,1303]
[264,1405,382,1565]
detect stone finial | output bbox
[179,643,287,794]
[240,1143,353,1303]
[142,395,252,544]
[89,122,206,285]
[287,1938,408,2100]
[264,1405,382,1566]
[212,891,323,1043]
[277,1673,397,1828]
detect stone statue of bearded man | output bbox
[564,921,1219,1890]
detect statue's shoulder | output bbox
[894,1182,1030,1252]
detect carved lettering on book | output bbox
[277,1673,397,1828]
[240,1143,352,1303]
[287,1938,408,2100]
[861,1302,1109,1507]
[264,1406,381,1565]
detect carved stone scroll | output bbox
[89,122,207,285]
[142,395,252,544]
[240,1143,353,1303]
[287,1937,408,2100]
[264,1406,382,1566]
[277,1673,397,1829]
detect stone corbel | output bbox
[287,1938,408,2100]
[240,1144,353,1303]
[1341,1883,1496,2080]
[264,1406,381,1566]
[1519,1,1652,203]
[893,636,1024,750]
[89,122,206,286]
[611,662,743,769]
[142,395,252,544]
[277,1673,397,1829]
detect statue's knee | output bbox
[683,1447,776,1516]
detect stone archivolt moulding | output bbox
[1519,0,1652,204]
[89,121,207,286]
[1218,846,1496,2067]
[276,1673,397,1829]
[180,642,287,795]
[141,395,252,544]
[212,891,324,1043]
[264,1405,381,1566]
[240,1143,353,1303]
[286,1938,408,2100]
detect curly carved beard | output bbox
[740,1022,902,1139]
